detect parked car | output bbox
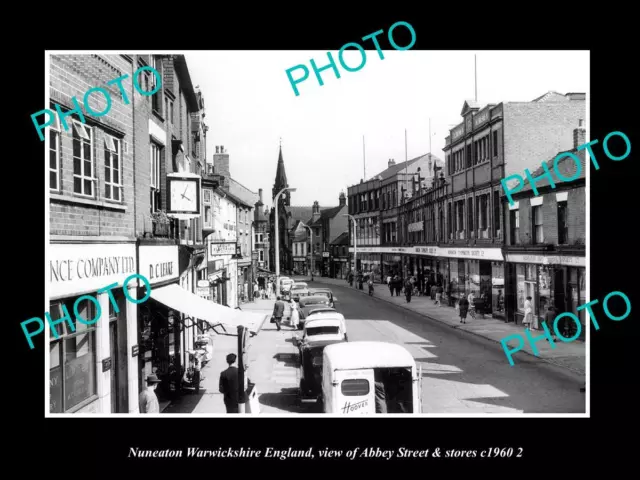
[304,311,347,341]
[308,288,337,308]
[279,277,294,296]
[290,282,310,302]
[321,341,423,414]
[295,316,348,404]
[298,295,333,329]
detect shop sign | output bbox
[547,255,585,267]
[294,256,306,261]
[139,245,179,286]
[505,253,546,264]
[210,242,236,256]
[197,286,210,297]
[444,247,504,261]
[323,252,330,257]
[252,251,259,261]
[408,221,424,233]
[102,357,112,372]
[414,246,437,256]
[49,242,137,299]
[197,280,210,288]
[132,345,139,357]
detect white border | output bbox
[44,50,589,418]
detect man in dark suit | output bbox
[272,296,285,331]
[219,353,240,413]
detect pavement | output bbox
[298,276,586,376]
[164,297,303,414]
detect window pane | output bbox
[64,332,96,410]
[341,378,370,396]
[105,184,111,198]
[114,168,119,184]
[50,172,57,189]
[115,187,121,201]
[73,156,81,175]
[105,151,111,168]
[83,142,91,162]
[105,166,111,182]
[84,179,92,195]
[84,159,92,178]
[113,153,119,172]
[50,342,63,413]
[74,177,81,193]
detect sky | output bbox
[185,51,589,209]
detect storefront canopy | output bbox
[150,284,268,335]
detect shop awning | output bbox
[150,284,268,335]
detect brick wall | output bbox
[49,54,135,238]
[503,101,586,179]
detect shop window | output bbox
[49,297,98,413]
[558,201,568,244]
[537,265,553,326]
[491,262,505,316]
[510,209,519,245]
[532,206,544,244]
[516,264,526,312]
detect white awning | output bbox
[150,284,267,335]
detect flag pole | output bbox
[363,135,366,180]
[475,54,478,102]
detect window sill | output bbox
[152,110,165,123]
[50,193,127,211]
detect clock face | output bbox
[170,180,198,212]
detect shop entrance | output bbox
[479,260,492,314]
[109,296,128,413]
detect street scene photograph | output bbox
[44,50,588,416]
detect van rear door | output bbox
[334,369,375,415]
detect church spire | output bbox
[272,140,289,204]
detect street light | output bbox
[299,222,313,281]
[275,187,296,292]
[343,213,357,287]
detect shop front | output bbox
[49,240,137,414]
[504,253,586,334]
[293,256,306,275]
[431,247,504,316]
[209,242,237,308]
[137,243,181,407]
[332,257,349,279]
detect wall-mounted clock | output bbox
[167,175,201,215]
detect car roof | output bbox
[304,338,346,351]
[300,296,330,304]
[309,288,332,293]
[304,334,345,344]
[292,283,308,288]
[304,318,343,328]
[307,310,342,320]
[323,341,416,370]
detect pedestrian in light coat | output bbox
[523,296,533,331]
[139,374,162,413]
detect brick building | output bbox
[346,154,443,282]
[438,92,585,318]
[253,189,270,273]
[49,53,139,414]
[503,122,586,332]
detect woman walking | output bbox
[289,298,300,330]
[523,296,533,331]
[467,291,476,320]
[458,296,469,324]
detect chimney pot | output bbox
[221,145,224,153]
[215,146,219,153]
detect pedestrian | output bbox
[544,304,559,341]
[523,296,533,331]
[405,277,413,303]
[368,278,374,296]
[139,374,162,413]
[272,296,285,331]
[191,353,201,394]
[435,284,443,306]
[458,296,469,324]
[219,353,240,413]
[290,298,300,329]
[253,281,259,300]
[468,291,476,319]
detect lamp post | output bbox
[300,222,313,281]
[343,213,357,287]
[275,187,296,292]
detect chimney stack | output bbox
[215,146,219,154]
[213,146,230,188]
[259,188,263,203]
[388,158,396,167]
[573,119,586,149]
[339,191,346,206]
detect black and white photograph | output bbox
[39,49,593,417]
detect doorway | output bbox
[109,295,128,413]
